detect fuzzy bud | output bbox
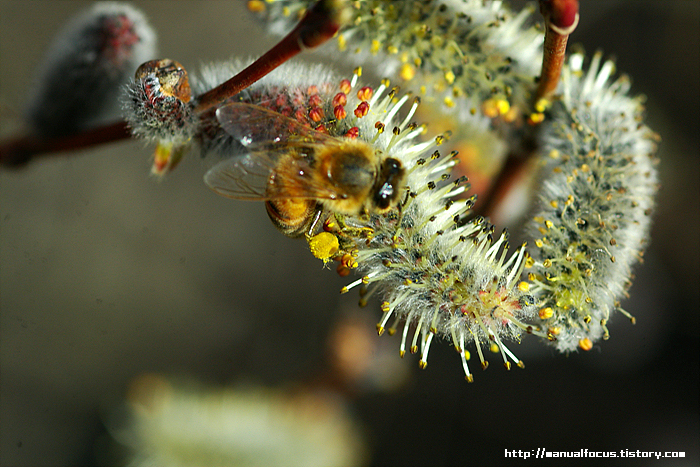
[26,2,156,137]
[528,52,659,352]
[123,59,197,146]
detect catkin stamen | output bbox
[419,331,435,369]
[400,319,411,357]
[410,315,425,354]
[471,331,488,370]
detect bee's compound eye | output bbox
[385,158,402,175]
[373,158,405,210]
[375,185,394,208]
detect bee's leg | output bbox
[394,187,410,226]
[305,207,324,238]
[334,214,375,240]
[305,207,345,265]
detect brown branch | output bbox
[475,136,537,219]
[194,0,347,115]
[479,0,579,217]
[0,121,131,167]
[534,0,579,105]
[1,0,347,168]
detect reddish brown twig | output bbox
[534,0,579,105]
[194,0,347,115]
[0,121,131,167]
[479,0,578,218]
[475,137,537,219]
[1,0,346,168]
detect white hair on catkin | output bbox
[28,2,156,136]
[527,52,659,352]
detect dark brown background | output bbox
[1,1,698,466]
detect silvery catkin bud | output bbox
[26,2,156,137]
[527,52,660,352]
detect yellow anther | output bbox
[534,98,550,113]
[246,1,266,13]
[529,112,545,124]
[539,307,554,319]
[308,232,339,263]
[400,63,416,81]
[496,99,510,115]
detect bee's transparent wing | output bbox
[204,151,280,200]
[215,102,337,147]
[206,102,344,201]
[204,148,344,201]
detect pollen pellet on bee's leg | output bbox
[308,232,340,263]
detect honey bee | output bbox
[204,103,406,237]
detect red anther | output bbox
[308,94,323,107]
[309,106,325,122]
[104,15,139,64]
[357,86,374,101]
[314,123,328,134]
[307,84,319,95]
[345,127,360,138]
[339,79,352,94]
[354,101,369,118]
[332,92,347,107]
[276,93,289,107]
[295,108,308,122]
[336,264,351,277]
[334,105,347,120]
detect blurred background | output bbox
[1,1,698,466]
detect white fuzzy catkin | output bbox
[254,1,660,358]
[258,0,542,111]
[186,59,542,379]
[528,52,659,352]
[122,0,659,373]
[111,376,366,467]
[123,59,343,154]
[27,2,156,136]
[254,0,546,192]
